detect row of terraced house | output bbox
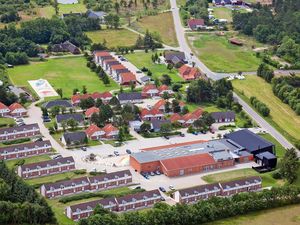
[40,170,132,198]
[66,189,162,221]
[173,176,262,204]
[0,123,41,142]
[94,51,137,85]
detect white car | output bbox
[169,185,175,190]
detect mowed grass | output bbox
[205,204,300,225]
[125,51,184,82]
[232,76,300,142]
[202,168,283,187]
[5,154,52,170]
[213,7,233,21]
[58,0,87,15]
[0,117,15,127]
[86,28,139,47]
[8,56,119,98]
[131,12,178,47]
[38,6,56,18]
[188,33,262,72]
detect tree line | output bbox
[180,0,208,25]
[272,75,300,115]
[250,96,270,117]
[0,161,56,224]
[78,185,300,225]
[257,63,274,83]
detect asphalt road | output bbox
[169,0,296,150]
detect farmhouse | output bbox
[0,140,52,160]
[164,50,186,65]
[71,92,113,105]
[187,19,206,31]
[56,113,84,126]
[52,41,81,54]
[66,197,118,221]
[62,131,87,147]
[17,156,75,179]
[211,111,235,123]
[118,92,143,104]
[179,65,202,80]
[66,189,162,220]
[130,139,241,177]
[173,176,262,203]
[40,170,132,198]
[0,123,40,142]
[224,129,277,169]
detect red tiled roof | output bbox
[153,99,166,110]
[111,64,126,70]
[120,72,136,84]
[0,102,8,110]
[179,65,200,80]
[94,51,111,57]
[103,59,118,64]
[9,103,25,111]
[85,107,100,117]
[160,153,215,171]
[169,113,182,123]
[158,85,170,92]
[85,124,102,137]
[140,108,162,118]
[102,124,118,134]
[141,140,207,151]
[188,19,205,28]
[71,92,112,103]
[142,84,158,93]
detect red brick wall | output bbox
[130,157,161,173]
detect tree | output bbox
[67,118,78,130]
[130,81,135,92]
[172,99,181,113]
[56,88,63,99]
[61,120,67,132]
[161,74,171,86]
[167,63,173,71]
[140,122,151,134]
[162,92,170,100]
[53,0,59,15]
[160,123,172,134]
[50,106,60,117]
[82,85,87,94]
[280,148,299,184]
[102,74,110,85]
[118,127,124,142]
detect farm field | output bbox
[58,0,87,15]
[8,56,119,98]
[130,12,178,47]
[232,75,300,143]
[125,51,184,82]
[187,33,262,72]
[86,28,139,48]
[206,204,300,225]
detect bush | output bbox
[74,169,87,175]
[3,138,30,145]
[89,171,106,176]
[272,171,282,180]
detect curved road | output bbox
[170,0,295,149]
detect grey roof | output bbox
[116,189,161,204]
[164,51,186,62]
[0,123,39,135]
[0,140,51,154]
[87,10,106,19]
[89,170,132,184]
[256,151,276,160]
[224,129,274,153]
[211,111,235,120]
[141,76,151,82]
[20,156,74,170]
[43,176,90,191]
[220,176,262,190]
[56,113,84,123]
[63,131,86,142]
[43,100,72,109]
[151,119,171,131]
[118,92,143,101]
[69,197,117,212]
[132,139,240,163]
[178,183,221,196]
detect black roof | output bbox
[211,111,235,120]
[256,151,276,160]
[43,100,73,109]
[164,51,186,62]
[151,119,171,130]
[224,129,274,153]
[63,131,86,142]
[118,92,142,101]
[56,113,84,123]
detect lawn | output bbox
[213,7,233,22]
[125,51,184,82]
[130,12,178,47]
[202,168,283,187]
[58,0,87,15]
[206,204,300,225]
[258,133,286,158]
[86,28,139,48]
[5,154,52,170]
[38,6,55,18]
[187,33,262,72]
[232,76,300,143]
[8,56,119,98]
[0,117,15,128]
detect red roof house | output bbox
[102,124,119,139]
[85,124,105,140]
[142,84,159,98]
[187,19,206,31]
[140,108,164,121]
[0,102,10,117]
[158,85,174,96]
[179,65,201,80]
[85,107,100,118]
[169,108,203,126]
[119,72,137,85]
[8,103,27,117]
[71,92,113,105]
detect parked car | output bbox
[159,187,166,192]
[150,171,155,176]
[160,197,166,201]
[180,133,185,137]
[193,131,198,135]
[81,147,87,151]
[17,122,25,126]
[15,118,23,123]
[126,149,132,154]
[107,154,114,157]
[155,171,161,175]
[53,154,62,160]
[169,185,175,190]
[43,117,51,122]
[114,151,120,156]
[135,186,141,189]
[33,137,43,142]
[136,70,142,73]
[164,136,169,140]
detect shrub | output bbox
[74,169,87,175]
[3,138,30,145]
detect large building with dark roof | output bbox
[0,123,40,142]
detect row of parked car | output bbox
[141,171,161,179]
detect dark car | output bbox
[155,171,161,175]
[180,133,185,137]
[159,187,166,192]
[114,151,120,156]
[150,171,155,176]
[81,147,87,151]
[135,186,141,189]
[126,149,132,154]
[164,136,169,140]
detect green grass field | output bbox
[125,51,184,82]
[58,0,87,15]
[38,6,55,18]
[130,12,178,47]
[188,33,262,72]
[232,76,300,143]
[86,28,139,48]
[8,56,119,98]
[206,204,300,225]
[0,117,15,128]
[213,7,233,22]
[5,154,52,170]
